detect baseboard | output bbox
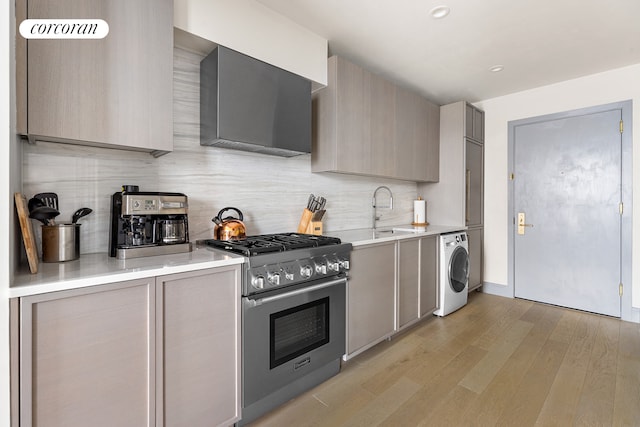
[480,281,513,298]
[625,306,640,324]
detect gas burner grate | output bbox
[203,233,342,257]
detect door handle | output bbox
[517,212,534,235]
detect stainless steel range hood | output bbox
[200,45,311,157]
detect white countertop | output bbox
[10,244,245,298]
[326,224,466,247]
[11,225,465,298]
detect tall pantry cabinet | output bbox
[419,101,484,291]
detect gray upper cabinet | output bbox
[419,101,485,227]
[465,103,484,143]
[16,0,173,156]
[313,56,439,182]
[394,86,440,182]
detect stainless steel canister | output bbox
[42,224,80,262]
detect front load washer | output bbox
[434,231,469,316]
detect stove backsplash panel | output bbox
[21,47,418,255]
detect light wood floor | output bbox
[249,292,640,426]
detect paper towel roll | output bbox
[413,198,427,225]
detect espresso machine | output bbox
[109,186,192,259]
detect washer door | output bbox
[449,246,469,293]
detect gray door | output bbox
[513,109,622,317]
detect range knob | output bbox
[252,275,265,289]
[340,260,350,270]
[315,263,327,274]
[268,272,281,285]
[300,265,313,278]
[328,261,340,272]
[285,272,295,281]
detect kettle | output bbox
[212,207,246,240]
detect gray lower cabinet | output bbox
[16,0,173,155]
[398,235,438,330]
[12,266,241,427]
[419,235,439,316]
[346,241,396,358]
[16,279,157,427]
[157,267,241,427]
[313,55,439,182]
[467,227,483,292]
[398,238,420,328]
[347,235,439,358]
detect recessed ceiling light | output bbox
[489,65,504,72]
[430,6,450,19]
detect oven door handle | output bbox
[249,277,347,306]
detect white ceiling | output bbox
[256,0,640,105]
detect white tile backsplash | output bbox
[22,47,419,254]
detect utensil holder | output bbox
[42,224,80,262]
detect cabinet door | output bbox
[24,0,173,153]
[465,103,484,143]
[157,266,241,427]
[394,87,439,182]
[365,71,396,177]
[398,238,419,329]
[19,279,156,427]
[333,57,368,174]
[467,227,483,291]
[347,242,396,356]
[419,235,438,316]
[465,139,484,227]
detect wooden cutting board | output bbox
[15,192,39,274]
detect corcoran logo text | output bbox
[19,19,109,39]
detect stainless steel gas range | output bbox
[203,233,352,425]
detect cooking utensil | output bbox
[29,206,60,225]
[312,209,326,221]
[28,197,45,212]
[34,192,59,210]
[71,207,93,224]
[317,196,326,211]
[305,194,327,212]
[212,207,246,240]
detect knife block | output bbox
[306,220,323,235]
[297,208,313,233]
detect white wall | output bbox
[476,63,640,311]
[173,0,328,85]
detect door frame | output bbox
[507,100,632,320]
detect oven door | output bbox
[242,276,346,407]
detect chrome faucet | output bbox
[372,186,393,229]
